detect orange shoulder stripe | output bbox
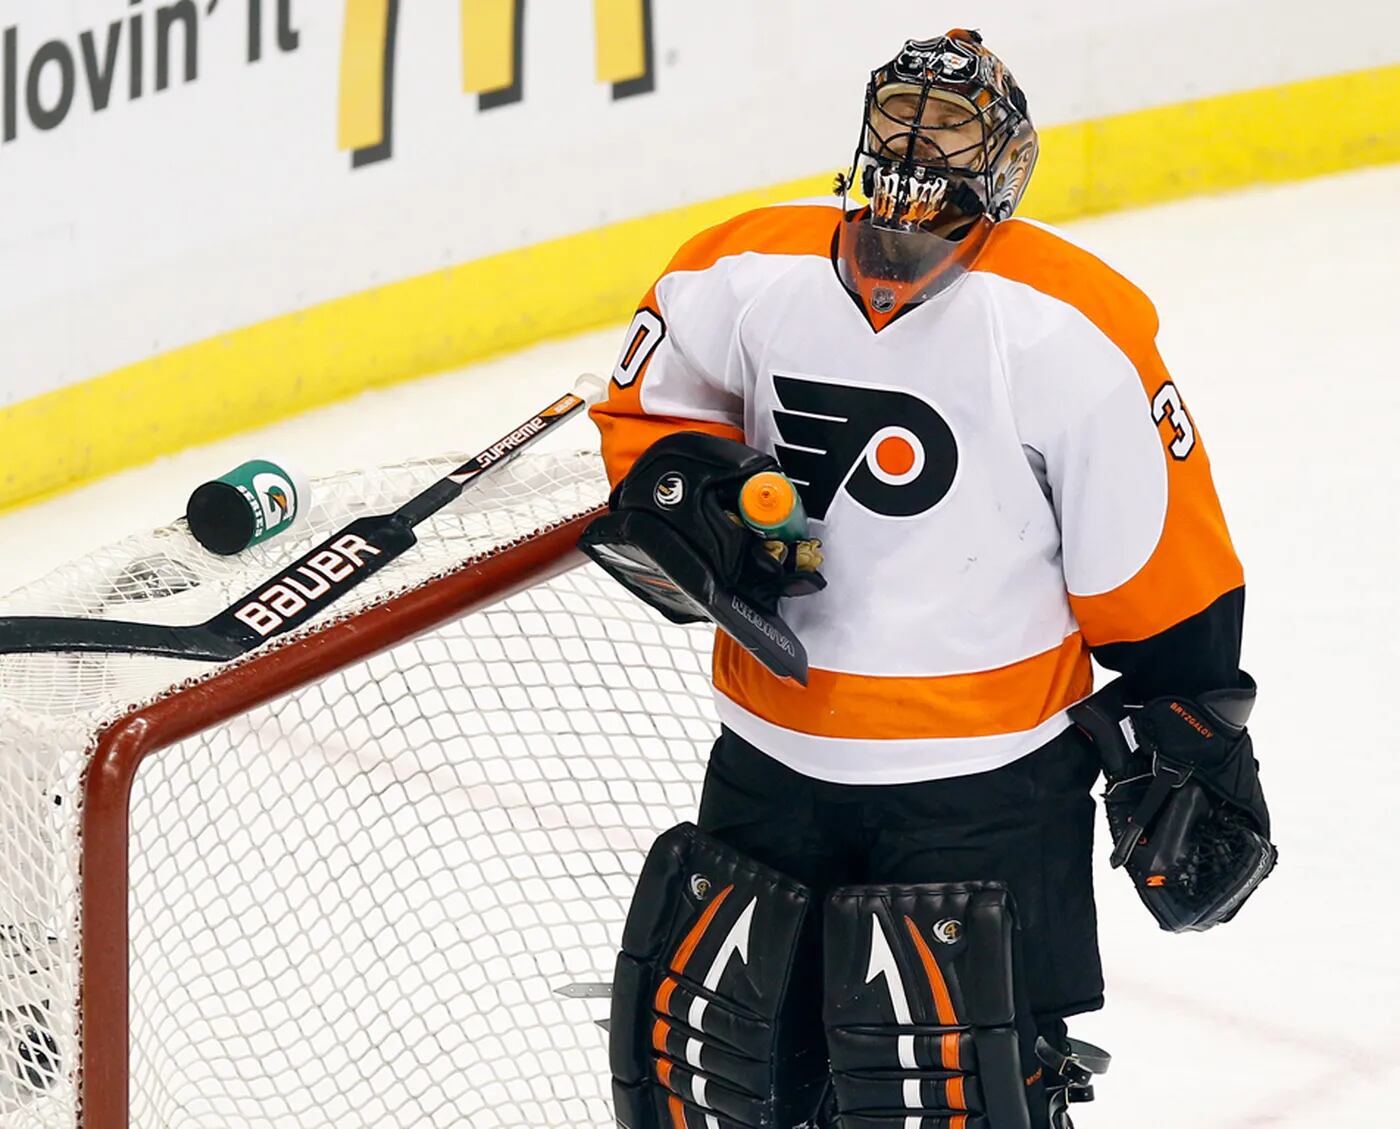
[591,204,840,485]
[662,202,840,275]
[973,220,1163,345]
[973,221,1243,645]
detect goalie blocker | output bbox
[579,433,825,685]
[611,825,1106,1128]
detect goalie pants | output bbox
[697,724,1105,1029]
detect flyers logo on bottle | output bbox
[771,374,959,521]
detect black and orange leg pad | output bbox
[824,883,1044,1129]
[609,822,825,1128]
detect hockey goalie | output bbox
[583,29,1276,1129]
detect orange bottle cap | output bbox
[739,472,797,529]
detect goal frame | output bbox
[76,512,597,1129]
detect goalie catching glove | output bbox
[579,432,824,684]
[1069,674,1277,933]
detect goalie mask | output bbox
[835,30,1038,320]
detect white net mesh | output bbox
[0,451,717,1128]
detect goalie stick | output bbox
[0,376,607,661]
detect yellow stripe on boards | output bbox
[4,63,1400,511]
[594,0,648,85]
[337,0,392,151]
[461,0,518,96]
[1022,63,1400,219]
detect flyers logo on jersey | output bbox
[771,374,959,520]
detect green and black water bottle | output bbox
[186,458,310,556]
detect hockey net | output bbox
[0,450,717,1129]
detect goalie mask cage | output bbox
[0,451,716,1129]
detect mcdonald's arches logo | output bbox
[337,0,656,168]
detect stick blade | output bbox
[0,615,241,660]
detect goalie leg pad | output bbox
[824,882,1039,1129]
[610,823,825,1129]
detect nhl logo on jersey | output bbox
[770,373,959,521]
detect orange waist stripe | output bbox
[713,632,1092,740]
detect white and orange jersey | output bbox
[592,199,1243,785]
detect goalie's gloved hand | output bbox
[608,432,826,615]
[738,515,826,602]
[1069,674,1277,933]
